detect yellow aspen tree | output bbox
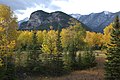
[0,4,18,79]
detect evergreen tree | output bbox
[56,23,63,55]
[105,15,120,80]
[26,31,41,72]
[76,52,82,69]
[82,48,95,69]
[54,23,64,76]
[68,42,77,69]
[31,31,39,60]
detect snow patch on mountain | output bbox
[70,14,82,20]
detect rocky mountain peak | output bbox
[19,10,89,31]
[102,11,111,15]
[70,11,120,32]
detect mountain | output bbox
[70,11,120,32]
[70,14,81,20]
[19,10,89,31]
[18,17,29,26]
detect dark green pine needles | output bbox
[105,15,120,80]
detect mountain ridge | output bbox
[70,11,120,32]
[19,10,89,31]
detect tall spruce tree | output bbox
[56,23,63,55]
[68,42,76,69]
[31,31,39,60]
[54,23,64,75]
[105,15,120,80]
[26,31,41,72]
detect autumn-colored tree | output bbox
[61,23,86,69]
[36,31,44,46]
[17,31,33,50]
[0,4,18,80]
[41,30,65,75]
[42,30,57,54]
[85,31,103,49]
[103,23,113,47]
[61,23,85,51]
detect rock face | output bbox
[70,11,120,32]
[19,10,89,30]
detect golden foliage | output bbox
[85,31,103,47]
[17,31,33,45]
[103,23,113,47]
[42,30,57,54]
[0,4,17,67]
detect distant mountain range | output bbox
[19,10,89,31]
[19,11,120,32]
[70,11,120,32]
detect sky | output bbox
[0,0,120,21]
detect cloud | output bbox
[51,0,120,14]
[0,0,64,20]
[0,0,34,10]
[14,3,61,21]
[0,0,60,11]
[1,0,120,21]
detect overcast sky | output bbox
[0,0,120,21]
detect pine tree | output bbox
[54,23,64,76]
[68,42,76,69]
[31,31,39,60]
[26,31,41,72]
[56,23,62,55]
[105,15,120,80]
[82,48,95,69]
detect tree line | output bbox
[0,4,96,80]
[1,4,120,80]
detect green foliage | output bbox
[105,15,120,80]
[61,23,86,51]
[0,56,17,80]
[61,23,86,70]
[56,24,63,53]
[42,54,64,76]
[81,48,96,69]
[26,31,42,73]
[68,43,77,69]
[63,52,72,73]
[63,47,96,71]
[76,52,82,69]
[54,24,64,76]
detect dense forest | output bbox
[0,4,120,80]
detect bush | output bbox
[63,52,72,73]
[0,59,17,80]
[81,49,96,69]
